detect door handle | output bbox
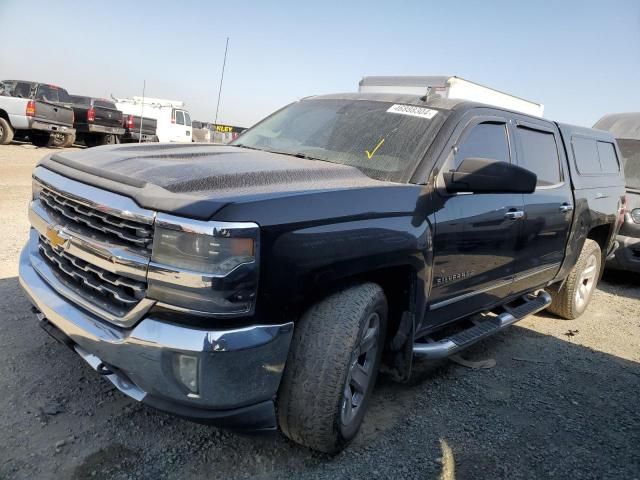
[559,203,574,213]
[504,210,525,220]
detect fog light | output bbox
[173,354,199,394]
[631,208,640,224]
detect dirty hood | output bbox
[38,143,386,220]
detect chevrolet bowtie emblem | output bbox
[45,226,68,250]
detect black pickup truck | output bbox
[0,80,75,147]
[67,96,125,147]
[18,91,625,453]
[120,113,158,143]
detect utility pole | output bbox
[139,79,146,143]
[214,37,229,127]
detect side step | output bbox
[413,290,552,359]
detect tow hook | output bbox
[96,362,114,376]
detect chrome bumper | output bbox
[18,240,293,421]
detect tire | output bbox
[30,132,53,148]
[0,117,14,145]
[100,134,117,145]
[278,283,387,453]
[51,132,75,148]
[547,239,601,320]
[61,133,76,147]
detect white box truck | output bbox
[358,76,544,117]
[114,96,193,143]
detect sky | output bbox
[1,0,638,128]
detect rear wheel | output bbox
[51,132,75,148]
[277,283,387,453]
[0,117,14,145]
[100,134,117,145]
[30,132,53,148]
[547,239,601,319]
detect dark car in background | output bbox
[120,114,158,143]
[595,113,640,273]
[67,96,124,147]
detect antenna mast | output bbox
[214,37,229,126]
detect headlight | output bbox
[631,208,640,224]
[153,228,255,275]
[148,214,259,316]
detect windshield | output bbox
[233,98,447,182]
[618,139,640,190]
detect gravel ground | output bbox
[0,143,638,480]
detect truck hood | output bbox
[38,143,393,220]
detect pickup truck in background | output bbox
[18,78,625,453]
[594,113,640,272]
[67,96,125,147]
[0,80,75,147]
[120,114,158,143]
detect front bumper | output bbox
[18,241,293,430]
[606,234,640,273]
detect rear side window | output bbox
[572,137,600,174]
[596,141,620,173]
[572,137,620,175]
[94,99,115,109]
[456,122,511,165]
[517,127,561,186]
[175,110,185,125]
[13,82,32,98]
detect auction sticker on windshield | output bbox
[387,104,438,119]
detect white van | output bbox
[115,97,192,143]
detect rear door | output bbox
[34,84,74,126]
[510,120,573,293]
[92,99,123,130]
[428,112,524,326]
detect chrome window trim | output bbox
[33,166,155,225]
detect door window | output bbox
[456,122,511,165]
[183,111,192,127]
[517,126,561,186]
[175,110,185,125]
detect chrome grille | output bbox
[39,236,147,317]
[39,187,153,250]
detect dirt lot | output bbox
[0,143,638,480]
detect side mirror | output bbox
[443,157,537,194]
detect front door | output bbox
[510,120,573,292]
[427,116,524,327]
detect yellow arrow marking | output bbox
[365,138,385,159]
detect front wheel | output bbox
[277,283,387,453]
[547,239,601,319]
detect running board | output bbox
[413,290,552,359]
